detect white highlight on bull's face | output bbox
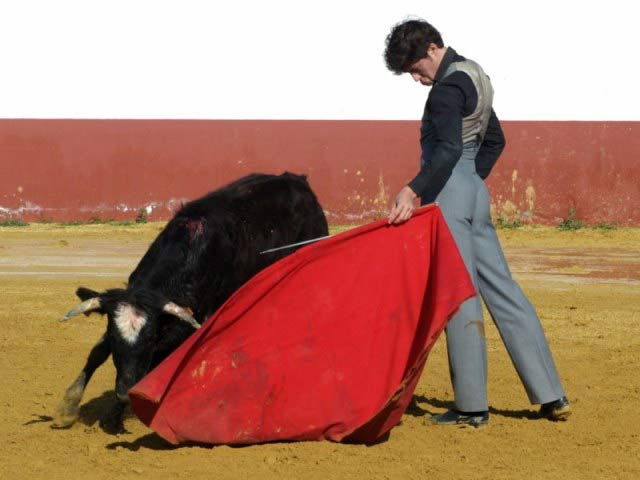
[114,304,148,344]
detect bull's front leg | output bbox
[52,334,111,428]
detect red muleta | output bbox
[129,205,475,445]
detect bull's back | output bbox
[130,172,327,318]
[183,172,327,250]
[190,172,328,315]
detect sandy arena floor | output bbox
[1,223,639,479]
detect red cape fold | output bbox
[129,205,475,445]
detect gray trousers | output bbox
[433,143,565,412]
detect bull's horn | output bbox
[162,302,201,329]
[60,298,102,322]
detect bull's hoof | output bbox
[51,416,76,429]
[52,377,85,429]
[99,415,125,434]
[51,402,79,429]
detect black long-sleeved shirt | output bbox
[407,47,506,204]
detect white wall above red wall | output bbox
[1,0,637,121]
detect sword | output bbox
[259,235,332,255]
[259,203,439,255]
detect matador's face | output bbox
[406,44,441,86]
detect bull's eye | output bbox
[114,304,148,344]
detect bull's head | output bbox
[61,286,200,403]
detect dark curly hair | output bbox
[384,19,444,74]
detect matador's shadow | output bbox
[407,394,538,420]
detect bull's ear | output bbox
[76,287,100,301]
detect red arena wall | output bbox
[1,120,638,225]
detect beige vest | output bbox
[443,59,494,144]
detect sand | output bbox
[1,223,639,479]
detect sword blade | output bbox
[259,235,331,255]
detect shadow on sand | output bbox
[25,391,116,427]
[75,390,121,427]
[27,390,135,433]
[106,433,182,451]
[407,394,538,420]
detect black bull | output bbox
[53,172,328,433]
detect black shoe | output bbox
[426,409,489,428]
[539,396,571,421]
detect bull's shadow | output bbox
[74,390,122,427]
[32,391,134,433]
[107,432,390,451]
[25,391,117,429]
[106,433,181,451]
[23,390,182,450]
[407,394,538,420]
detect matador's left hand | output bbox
[388,186,418,225]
